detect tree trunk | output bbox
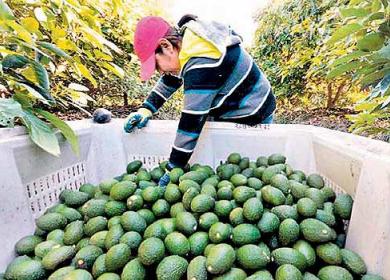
[326,83,333,109]
[123,92,128,107]
[331,81,346,108]
[326,81,346,109]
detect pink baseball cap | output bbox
[134,16,171,81]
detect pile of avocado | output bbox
[1,153,384,280]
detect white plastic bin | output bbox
[0,119,390,276]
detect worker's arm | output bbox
[159,67,218,186]
[141,74,183,113]
[124,74,183,132]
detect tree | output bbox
[0,0,165,155]
[252,0,362,109]
[325,0,390,137]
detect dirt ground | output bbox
[274,107,353,132]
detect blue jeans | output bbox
[261,114,274,124]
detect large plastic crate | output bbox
[0,119,389,276]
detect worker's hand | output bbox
[158,172,170,188]
[158,162,177,188]
[123,108,152,133]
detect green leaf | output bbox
[0,0,15,20]
[30,60,52,100]
[21,17,40,34]
[368,73,390,100]
[372,44,390,60]
[349,0,366,4]
[368,12,385,21]
[80,27,122,54]
[79,27,105,50]
[67,90,94,106]
[93,49,112,61]
[0,46,18,55]
[327,23,363,45]
[355,63,384,76]
[17,82,50,105]
[6,21,33,44]
[357,33,385,52]
[381,95,390,108]
[340,8,370,18]
[355,102,378,111]
[68,82,89,92]
[379,20,390,36]
[34,109,80,156]
[361,69,389,87]
[66,0,81,9]
[34,7,47,22]
[13,92,33,109]
[73,61,97,87]
[22,65,42,84]
[99,61,124,78]
[370,103,385,113]
[330,50,367,67]
[102,39,122,55]
[327,61,364,79]
[3,55,53,101]
[1,54,29,69]
[55,38,78,51]
[371,0,383,12]
[21,110,60,157]
[0,98,23,127]
[37,42,71,60]
[40,55,51,65]
[112,0,122,16]
[14,39,53,60]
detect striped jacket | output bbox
[141,19,276,169]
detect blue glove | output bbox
[124,108,152,133]
[158,172,170,188]
[158,162,177,187]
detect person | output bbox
[124,15,276,187]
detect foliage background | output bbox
[0,0,183,155]
[0,0,388,157]
[252,0,389,140]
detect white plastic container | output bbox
[0,119,389,276]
